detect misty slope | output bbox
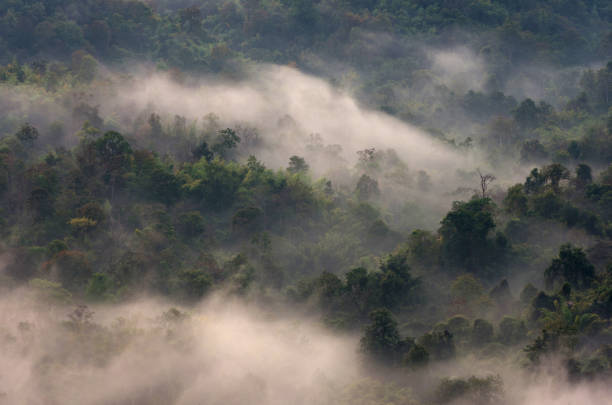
[1,1,612,405]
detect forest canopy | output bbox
[0,0,612,404]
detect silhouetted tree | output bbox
[545,244,595,290]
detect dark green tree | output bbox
[360,308,402,364]
[498,317,527,345]
[193,141,213,162]
[15,123,39,148]
[378,252,420,309]
[177,211,206,238]
[434,375,503,405]
[439,198,499,271]
[149,166,181,205]
[524,167,546,193]
[212,128,240,157]
[575,164,592,188]
[355,174,380,201]
[404,344,429,368]
[542,163,570,192]
[420,330,455,360]
[513,99,539,129]
[524,329,559,365]
[471,318,494,345]
[503,184,528,215]
[94,131,133,200]
[287,155,309,174]
[176,270,211,301]
[545,244,595,290]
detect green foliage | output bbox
[405,229,440,267]
[360,308,403,364]
[513,99,550,130]
[47,250,93,292]
[185,157,245,209]
[434,375,503,405]
[356,174,380,201]
[94,131,132,164]
[575,164,592,187]
[287,155,309,174]
[69,217,98,234]
[419,330,455,361]
[472,319,494,345]
[531,190,562,218]
[530,291,556,322]
[450,274,492,316]
[211,128,240,158]
[294,251,420,321]
[193,141,213,162]
[15,123,39,147]
[503,184,528,216]
[446,315,471,342]
[545,244,595,290]
[539,301,605,337]
[439,198,506,274]
[47,239,68,257]
[86,273,114,301]
[131,150,181,204]
[404,343,429,369]
[335,378,419,405]
[71,50,98,83]
[498,317,527,345]
[174,270,212,301]
[0,0,612,389]
[232,206,263,234]
[378,252,420,309]
[542,163,570,192]
[524,329,560,365]
[78,202,106,224]
[176,211,205,238]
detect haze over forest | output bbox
[0,0,612,404]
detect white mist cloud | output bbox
[107,64,506,228]
[519,377,612,405]
[111,65,473,174]
[0,290,360,405]
[0,273,610,405]
[0,62,530,231]
[429,47,486,94]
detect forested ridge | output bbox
[1,0,612,404]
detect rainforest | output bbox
[0,0,612,404]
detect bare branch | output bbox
[477,169,496,199]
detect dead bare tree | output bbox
[477,169,496,199]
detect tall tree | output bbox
[545,244,595,290]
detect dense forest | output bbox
[0,0,612,404]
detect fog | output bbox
[306,29,589,106]
[112,65,470,171]
[119,66,518,224]
[0,58,490,182]
[0,56,597,241]
[429,47,487,94]
[1,285,611,405]
[520,377,612,405]
[0,2,610,403]
[0,288,360,405]
[1,62,530,230]
[427,46,585,106]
